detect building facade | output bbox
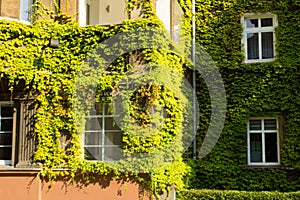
[0,1,183,200]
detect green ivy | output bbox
[0,1,191,197]
[179,0,300,192]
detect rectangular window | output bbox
[242,13,277,63]
[20,0,34,21]
[0,104,14,165]
[83,102,122,161]
[247,118,280,166]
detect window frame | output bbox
[82,102,122,162]
[247,117,280,166]
[241,13,278,63]
[0,102,16,166]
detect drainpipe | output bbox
[192,0,197,159]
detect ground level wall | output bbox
[0,170,151,200]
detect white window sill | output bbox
[244,58,275,64]
[248,163,280,167]
[0,17,30,25]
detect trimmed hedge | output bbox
[177,189,300,200]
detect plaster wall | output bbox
[0,171,151,200]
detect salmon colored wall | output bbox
[0,171,151,200]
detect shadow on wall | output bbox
[0,171,151,200]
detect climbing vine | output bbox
[179,0,300,192]
[0,0,191,196]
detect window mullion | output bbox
[102,104,105,161]
[261,119,266,163]
[245,31,248,61]
[276,119,280,163]
[247,122,250,164]
[11,107,17,166]
[258,31,262,60]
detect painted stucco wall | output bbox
[0,0,20,19]
[0,171,151,200]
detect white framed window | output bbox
[83,102,122,161]
[155,0,183,42]
[0,103,14,165]
[247,118,280,166]
[241,13,278,63]
[20,0,34,21]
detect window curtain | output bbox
[262,32,274,59]
[247,33,259,60]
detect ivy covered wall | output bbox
[180,0,300,192]
[1,0,299,195]
[0,1,190,195]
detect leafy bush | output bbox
[177,189,300,200]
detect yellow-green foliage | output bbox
[0,1,190,195]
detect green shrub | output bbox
[177,189,300,200]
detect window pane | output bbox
[246,19,258,28]
[261,18,273,27]
[1,119,13,131]
[91,103,114,115]
[104,103,113,115]
[105,132,122,145]
[85,117,102,130]
[265,133,278,162]
[0,147,11,160]
[264,119,277,130]
[1,106,13,117]
[84,147,102,160]
[85,132,102,145]
[105,117,120,130]
[104,147,123,161]
[0,133,12,145]
[247,33,259,60]
[262,32,274,59]
[249,120,261,130]
[250,133,262,162]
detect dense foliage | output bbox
[180,0,300,192]
[0,0,190,195]
[177,189,300,200]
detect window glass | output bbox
[85,117,102,130]
[105,117,120,130]
[262,32,274,59]
[85,147,102,160]
[1,119,13,131]
[264,119,277,130]
[84,102,122,161]
[250,133,262,162]
[249,119,261,130]
[247,33,259,60]
[20,0,34,21]
[1,107,13,117]
[265,133,278,162]
[261,18,273,27]
[105,132,122,145]
[0,105,13,163]
[0,148,12,160]
[0,133,12,145]
[246,19,258,28]
[85,131,102,145]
